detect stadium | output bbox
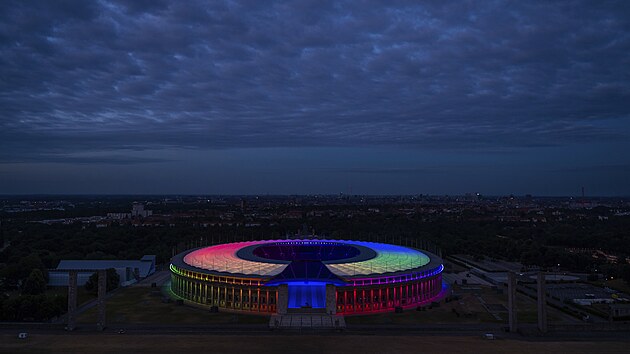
[170,239,444,315]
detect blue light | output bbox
[286,281,328,308]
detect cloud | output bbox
[0,151,172,165]
[556,164,630,174]
[327,167,446,175]
[1,0,630,163]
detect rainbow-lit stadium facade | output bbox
[170,240,444,315]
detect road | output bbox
[134,270,171,287]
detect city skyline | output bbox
[1,1,629,195]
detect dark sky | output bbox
[1,1,630,195]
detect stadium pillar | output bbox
[96,269,107,331]
[537,272,548,333]
[326,284,336,315]
[508,272,518,333]
[277,284,288,315]
[67,270,78,331]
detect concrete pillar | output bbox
[608,306,614,323]
[537,272,547,333]
[96,269,106,331]
[67,270,78,331]
[326,284,336,315]
[507,272,518,333]
[277,284,288,315]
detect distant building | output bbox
[107,212,130,220]
[107,203,153,220]
[48,255,156,287]
[131,203,153,218]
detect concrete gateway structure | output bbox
[170,239,444,315]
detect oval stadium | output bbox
[170,239,444,315]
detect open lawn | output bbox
[1,334,628,354]
[347,286,567,325]
[75,283,569,327]
[47,286,95,306]
[89,285,499,327]
[76,286,268,325]
[589,279,630,294]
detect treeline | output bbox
[1,210,630,298]
[4,214,630,265]
[1,293,66,322]
[0,268,66,321]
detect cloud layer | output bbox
[2,0,629,162]
[1,1,630,195]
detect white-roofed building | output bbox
[48,255,156,287]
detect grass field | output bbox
[76,286,268,325]
[1,334,628,354]
[346,285,566,325]
[75,282,570,326]
[47,286,96,306]
[589,278,630,294]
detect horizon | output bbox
[0,193,626,199]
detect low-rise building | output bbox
[48,255,156,287]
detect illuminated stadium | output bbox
[170,240,444,315]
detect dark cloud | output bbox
[1,0,629,167]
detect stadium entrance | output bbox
[287,281,326,309]
[257,245,352,312]
[266,260,344,312]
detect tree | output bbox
[84,268,120,294]
[22,269,46,295]
[19,254,48,280]
[620,264,630,285]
